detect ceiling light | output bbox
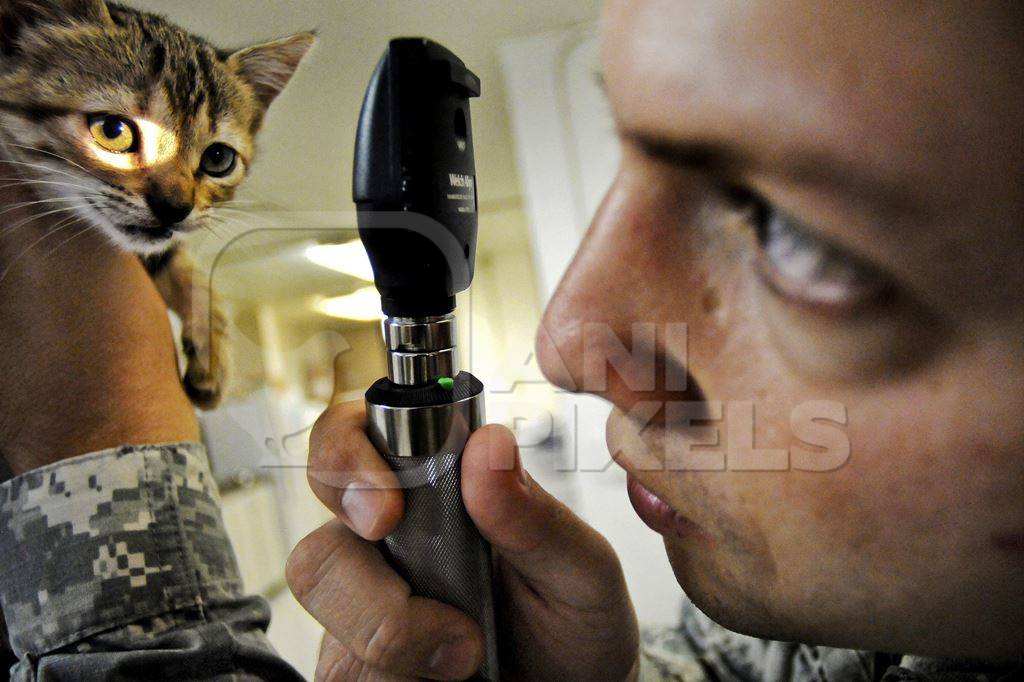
[313,286,383,321]
[305,240,375,282]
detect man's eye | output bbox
[751,202,890,311]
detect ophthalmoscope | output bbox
[353,38,498,680]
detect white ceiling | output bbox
[123,0,604,212]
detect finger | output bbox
[316,633,419,682]
[287,518,484,680]
[462,425,627,608]
[307,400,404,540]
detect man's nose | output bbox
[145,192,193,227]
[535,178,656,400]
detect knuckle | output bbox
[316,645,367,682]
[310,408,341,452]
[311,408,364,464]
[360,610,408,671]
[593,532,623,575]
[284,547,316,607]
[285,529,336,607]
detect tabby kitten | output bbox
[0,0,314,407]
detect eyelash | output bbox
[729,188,892,311]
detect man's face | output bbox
[537,0,1024,659]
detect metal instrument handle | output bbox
[380,448,499,680]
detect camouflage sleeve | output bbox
[0,442,303,681]
[640,603,1023,682]
[637,598,880,682]
[640,598,885,682]
[638,626,709,681]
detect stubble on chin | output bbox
[607,405,786,632]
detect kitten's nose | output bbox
[146,193,193,227]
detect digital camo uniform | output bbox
[638,606,1024,682]
[0,443,302,680]
[1,444,1022,681]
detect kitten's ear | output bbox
[1,0,113,54]
[226,32,316,111]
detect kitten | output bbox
[0,0,314,408]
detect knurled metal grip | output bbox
[366,388,499,680]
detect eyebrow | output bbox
[597,53,920,219]
[594,72,738,172]
[621,128,910,212]
[623,132,746,176]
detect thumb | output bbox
[462,425,627,609]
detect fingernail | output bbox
[428,636,476,679]
[339,481,383,536]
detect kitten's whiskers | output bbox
[3,144,106,184]
[0,176,95,194]
[0,213,87,285]
[0,195,90,220]
[53,226,94,254]
[1,203,87,238]
[47,222,94,256]
[215,207,276,227]
[207,213,257,235]
[0,159,98,187]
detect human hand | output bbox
[286,379,639,680]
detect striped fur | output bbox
[0,0,314,408]
[0,0,314,253]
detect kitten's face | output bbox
[0,0,313,254]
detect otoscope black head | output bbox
[353,38,481,318]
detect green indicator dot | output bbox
[437,376,455,391]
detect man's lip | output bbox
[608,407,709,540]
[626,474,704,540]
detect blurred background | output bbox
[124,1,681,676]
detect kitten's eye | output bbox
[201,143,237,178]
[87,114,138,154]
[749,198,890,310]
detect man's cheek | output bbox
[788,401,851,472]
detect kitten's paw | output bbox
[183,351,226,410]
[181,314,230,410]
[150,246,231,410]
